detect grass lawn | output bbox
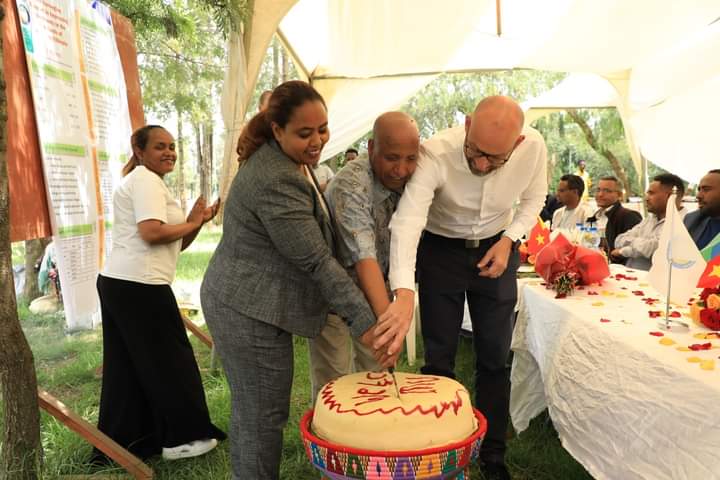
[8,229,592,479]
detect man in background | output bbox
[309,112,420,402]
[612,174,685,270]
[575,159,592,201]
[685,169,720,249]
[344,148,358,163]
[258,90,272,112]
[587,176,642,263]
[551,174,592,230]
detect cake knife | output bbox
[388,366,401,398]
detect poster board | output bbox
[5,0,143,242]
[14,0,136,329]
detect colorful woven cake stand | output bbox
[300,408,487,480]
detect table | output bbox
[510,265,720,480]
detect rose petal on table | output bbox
[591,302,604,306]
[659,337,676,346]
[687,356,702,363]
[648,311,662,318]
[688,343,712,351]
[632,290,645,296]
[639,282,649,287]
[676,346,691,352]
[700,359,715,371]
[601,291,614,296]
[587,291,599,295]
[669,311,682,318]
[649,331,665,337]
[600,318,611,323]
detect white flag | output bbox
[648,194,706,304]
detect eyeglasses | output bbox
[463,141,516,168]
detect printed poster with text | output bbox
[16,0,133,330]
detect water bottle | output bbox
[587,226,600,250]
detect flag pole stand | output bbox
[658,187,689,331]
[658,262,689,331]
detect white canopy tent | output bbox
[219,0,720,198]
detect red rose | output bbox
[700,288,720,302]
[699,308,720,330]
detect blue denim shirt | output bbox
[325,156,400,295]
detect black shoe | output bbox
[481,461,511,480]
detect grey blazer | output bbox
[202,141,375,338]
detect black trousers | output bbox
[96,275,225,459]
[417,231,518,463]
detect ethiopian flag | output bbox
[701,232,720,261]
[698,255,720,289]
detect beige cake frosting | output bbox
[312,371,478,451]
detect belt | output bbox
[423,231,501,249]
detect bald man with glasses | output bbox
[378,96,547,480]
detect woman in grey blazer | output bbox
[201,81,391,479]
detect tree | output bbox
[403,70,566,140]
[565,108,634,200]
[22,238,50,302]
[0,3,42,478]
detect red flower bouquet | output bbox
[690,286,720,330]
[534,233,610,297]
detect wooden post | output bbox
[38,389,153,480]
[181,314,213,349]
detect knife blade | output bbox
[388,367,401,399]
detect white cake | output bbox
[312,371,478,451]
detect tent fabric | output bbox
[221,0,720,185]
[218,0,298,200]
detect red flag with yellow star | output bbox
[526,217,550,255]
[697,255,720,289]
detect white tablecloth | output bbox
[510,266,720,480]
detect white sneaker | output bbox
[162,438,218,460]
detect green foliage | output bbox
[536,109,643,196]
[106,0,245,39]
[11,241,24,266]
[246,36,301,117]
[105,0,193,38]
[403,70,567,140]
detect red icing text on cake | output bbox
[320,372,465,418]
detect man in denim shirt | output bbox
[309,112,419,402]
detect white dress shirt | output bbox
[551,203,593,231]
[389,125,548,291]
[615,208,686,271]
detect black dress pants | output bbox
[96,275,225,459]
[417,231,518,463]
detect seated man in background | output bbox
[540,192,562,223]
[685,169,720,249]
[587,176,642,263]
[551,174,592,230]
[309,112,420,402]
[611,174,685,270]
